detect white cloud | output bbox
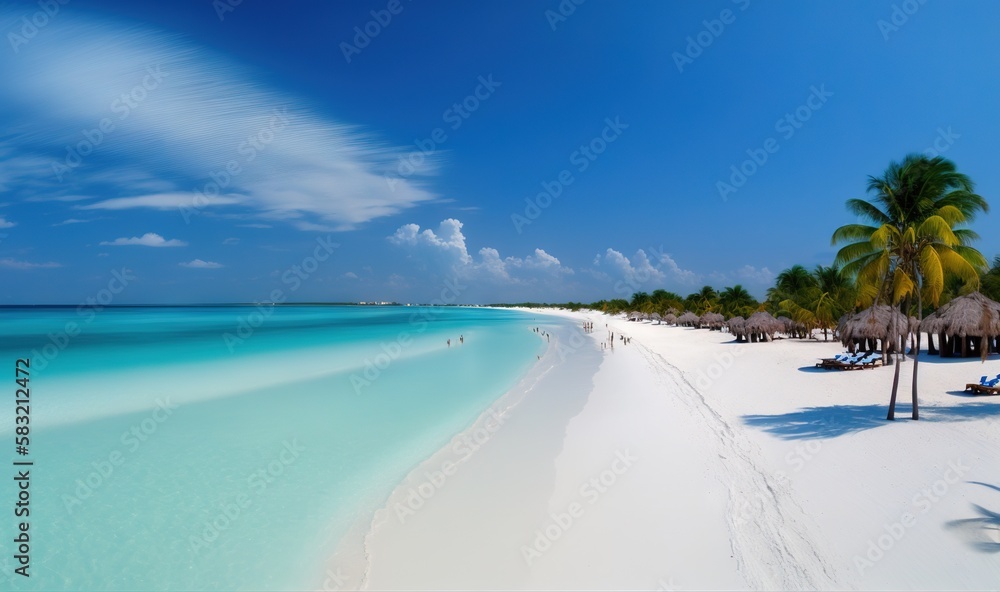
[52,218,91,226]
[389,218,472,267]
[222,237,240,245]
[180,259,223,269]
[0,216,14,228]
[343,271,358,279]
[100,232,187,247]
[388,219,572,285]
[594,248,699,291]
[0,13,437,230]
[0,258,60,269]
[736,265,775,284]
[80,193,241,211]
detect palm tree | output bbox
[650,289,684,314]
[718,285,758,318]
[832,154,988,420]
[691,286,719,314]
[779,265,856,341]
[629,292,650,312]
[979,256,1000,303]
[767,265,819,315]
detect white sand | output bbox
[334,309,1000,590]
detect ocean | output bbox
[0,305,548,590]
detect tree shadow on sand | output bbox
[946,482,1000,553]
[741,402,1000,440]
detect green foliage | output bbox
[832,154,988,308]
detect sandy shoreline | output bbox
[323,308,1000,590]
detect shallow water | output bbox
[0,305,547,590]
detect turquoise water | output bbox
[0,306,548,590]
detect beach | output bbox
[354,308,1000,589]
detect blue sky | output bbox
[2,0,999,304]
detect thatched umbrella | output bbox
[664,313,677,325]
[651,312,662,325]
[700,311,725,330]
[839,305,908,358]
[919,292,1000,358]
[745,311,782,342]
[727,316,746,342]
[677,311,700,327]
[628,311,641,322]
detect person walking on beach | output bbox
[460,335,464,344]
[447,339,451,347]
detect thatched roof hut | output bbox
[628,311,642,322]
[728,316,746,341]
[650,312,662,324]
[839,305,908,355]
[677,311,700,327]
[918,292,1000,357]
[745,311,782,342]
[664,313,677,325]
[700,311,725,330]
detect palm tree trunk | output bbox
[911,283,921,420]
[887,347,901,420]
[887,295,907,421]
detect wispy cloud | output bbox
[79,193,241,211]
[180,259,222,269]
[100,232,187,247]
[0,258,60,269]
[52,218,94,226]
[0,216,15,228]
[0,11,438,230]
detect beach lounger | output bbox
[965,374,1000,394]
[853,353,882,368]
[815,352,881,370]
[816,352,864,369]
[965,382,1000,395]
